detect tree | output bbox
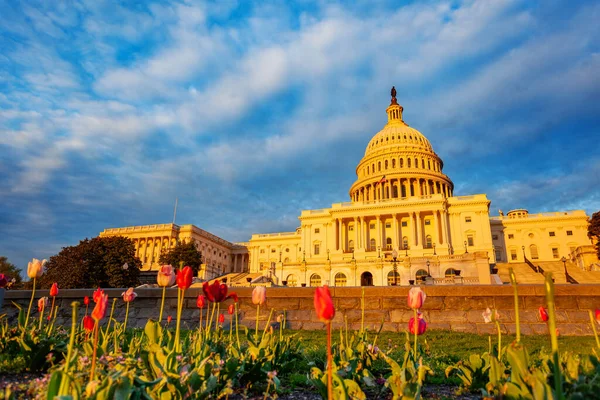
[588,211,600,259]
[38,236,142,289]
[0,256,23,289]
[159,240,203,275]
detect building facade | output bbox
[99,90,597,285]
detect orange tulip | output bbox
[49,283,58,297]
[38,297,49,312]
[595,309,600,325]
[167,315,173,324]
[91,293,108,322]
[93,288,104,303]
[314,285,335,322]
[121,287,137,302]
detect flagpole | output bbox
[172,197,178,225]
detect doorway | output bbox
[360,271,374,286]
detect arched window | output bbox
[286,274,297,287]
[428,160,431,170]
[402,236,408,249]
[408,158,411,168]
[334,273,347,287]
[370,238,376,251]
[392,159,396,168]
[310,274,321,287]
[385,160,388,169]
[415,269,428,282]
[425,235,432,249]
[367,166,369,174]
[530,244,539,260]
[348,240,355,252]
[387,270,400,285]
[400,158,404,168]
[421,159,425,169]
[386,237,392,250]
[372,163,375,173]
[284,257,290,263]
[414,158,418,168]
[378,161,381,171]
[444,268,456,277]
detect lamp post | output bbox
[327,249,330,261]
[464,241,468,254]
[426,260,431,277]
[391,249,398,286]
[279,250,282,262]
[561,256,568,280]
[433,243,436,255]
[377,245,381,259]
[521,246,525,260]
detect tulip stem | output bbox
[90,321,100,381]
[25,277,36,330]
[544,273,563,400]
[413,308,418,357]
[199,306,203,332]
[326,321,333,400]
[255,304,260,341]
[509,268,521,343]
[38,304,44,331]
[229,313,233,342]
[261,308,274,343]
[589,310,600,349]
[104,298,117,337]
[58,301,78,396]
[494,320,502,356]
[174,288,184,352]
[159,286,166,323]
[235,302,241,350]
[124,301,130,332]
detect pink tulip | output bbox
[121,287,137,302]
[408,313,427,335]
[157,265,176,287]
[252,286,267,306]
[407,287,426,309]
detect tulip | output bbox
[0,274,8,288]
[84,296,90,305]
[38,297,48,330]
[25,258,46,329]
[157,265,176,323]
[408,313,427,335]
[92,288,104,304]
[539,306,549,322]
[596,309,600,325]
[482,308,502,354]
[121,288,137,331]
[227,304,235,315]
[90,293,108,381]
[407,286,426,309]
[49,283,58,297]
[219,313,225,325]
[157,265,176,287]
[589,309,600,349]
[83,315,94,333]
[227,304,235,341]
[197,294,206,331]
[176,266,194,290]
[167,315,172,325]
[252,286,267,305]
[202,279,238,303]
[314,285,335,400]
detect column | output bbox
[416,213,422,247]
[376,216,381,250]
[335,219,339,251]
[441,210,449,246]
[324,222,328,254]
[380,183,384,200]
[434,210,440,245]
[149,238,156,265]
[392,213,398,249]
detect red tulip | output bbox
[228,304,235,315]
[218,313,225,324]
[91,293,108,322]
[408,313,427,335]
[314,285,335,322]
[0,274,9,288]
[176,266,194,290]
[49,282,58,297]
[167,315,172,324]
[202,280,238,303]
[84,296,90,305]
[595,309,600,325]
[83,315,94,332]
[539,306,549,322]
[196,294,206,308]
[93,288,104,303]
[407,287,426,309]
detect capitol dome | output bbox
[349,88,454,202]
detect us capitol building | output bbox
[100,89,599,286]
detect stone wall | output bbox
[2,285,599,335]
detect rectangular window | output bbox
[508,234,514,239]
[260,249,265,254]
[370,223,375,229]
[495,252,502,262]
[348,226,354,231]
[492,235,498,240]
[465,216,472,223]
[566,230,573,236]
[511,250,517,260]
[401,221,408,227]
[271,249,276,253]
[424,220,431,225]
[549,231,555,237]
[314,228,320,234]
[467,235,474,246]
[385,223,391,228]
[552,248,559,259]
[314,244,320,255]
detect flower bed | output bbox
[1,263,600,399]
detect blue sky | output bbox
[1,0,599,272]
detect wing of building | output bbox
[100,90,599,285]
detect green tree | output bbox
[159,240,203,275]
[0,256,23,289]
[588,211,600,259]
[38,236,142,289]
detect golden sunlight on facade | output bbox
[100,88,599,285]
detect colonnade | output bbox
[352,177,452,202]
[133,236,177,265]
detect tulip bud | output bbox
[49,282,58,297]
[176,266,194,290]
[407,287,426,309]
[276,314,284,323]
[595,309,600,325]
[408,313,427,335]
[83,315,95,332]
[314,285,335,322]
[539,306,549,322]
[121,288,137,302]
[227,304,235,315]
[38,297,48,312]
[91,293,108,322]
[0,274,7,289]
[252,286,267,306]
[196,294,206,309]
[167,315,173,324]
[218,313,225,324]
[84,296,90,305]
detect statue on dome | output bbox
[390,86,398,105]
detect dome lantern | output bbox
[386,86,404,124]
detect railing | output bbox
[102,223,179,233]
[490,210,584,220]
[255,232,298,238]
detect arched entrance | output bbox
[361,272,373,286]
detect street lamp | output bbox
[521,246,525,260]
[391,249,398,286]
[561,256,568,280]
[327,249,330,261]
[464,241,468,254]
[405,245,409,257]
[377,245,381,258]
[426,259,431,277]
[433,243,436,255]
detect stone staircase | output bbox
[496,260,600,284]
[495,262,544,284]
